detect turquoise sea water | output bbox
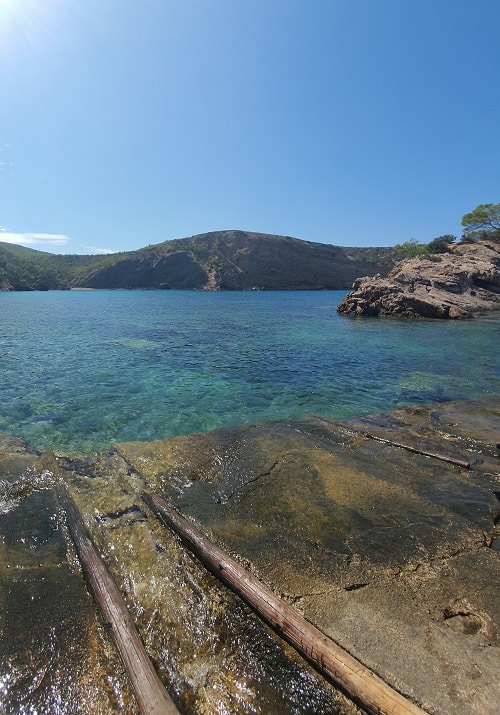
[1,290,499,453]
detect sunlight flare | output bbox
[0,0,58,52]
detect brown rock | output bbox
[338,240,500,318]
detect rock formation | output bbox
[337,239,500,318]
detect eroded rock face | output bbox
[79,251,209,290]
[337,240,500,318]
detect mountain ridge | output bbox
[0,230,396,291]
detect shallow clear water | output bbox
[0,289,498,453]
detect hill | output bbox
[0,243,108,291]
[0,230,396,291]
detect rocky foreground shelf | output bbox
[1,395,499,714]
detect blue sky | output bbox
[0,0,499,255]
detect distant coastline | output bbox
[0,229,396,292]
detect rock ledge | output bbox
[338,240,500,318]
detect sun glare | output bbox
[0,0,14,19]
[0,0,57,56]
[0,0,23,18]
[0,0,30,35]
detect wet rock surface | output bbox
[337,240,500,318]
[0,436,137,714]
[1,395,499,713]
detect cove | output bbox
[0,289,499,453]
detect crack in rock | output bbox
[95,504,146,529]
[217,460,281,504]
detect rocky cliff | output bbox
[72,230,395,290]
[337,239,500,318]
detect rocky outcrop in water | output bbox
[337,239,500,318]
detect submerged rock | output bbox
[0,395,499,713]
[337,240,500,318]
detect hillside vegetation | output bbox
[0,243,113,291]
[0,230,395,291]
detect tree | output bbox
[461,203,500,241]
[426,234,456,254]
[393,239,427,259]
